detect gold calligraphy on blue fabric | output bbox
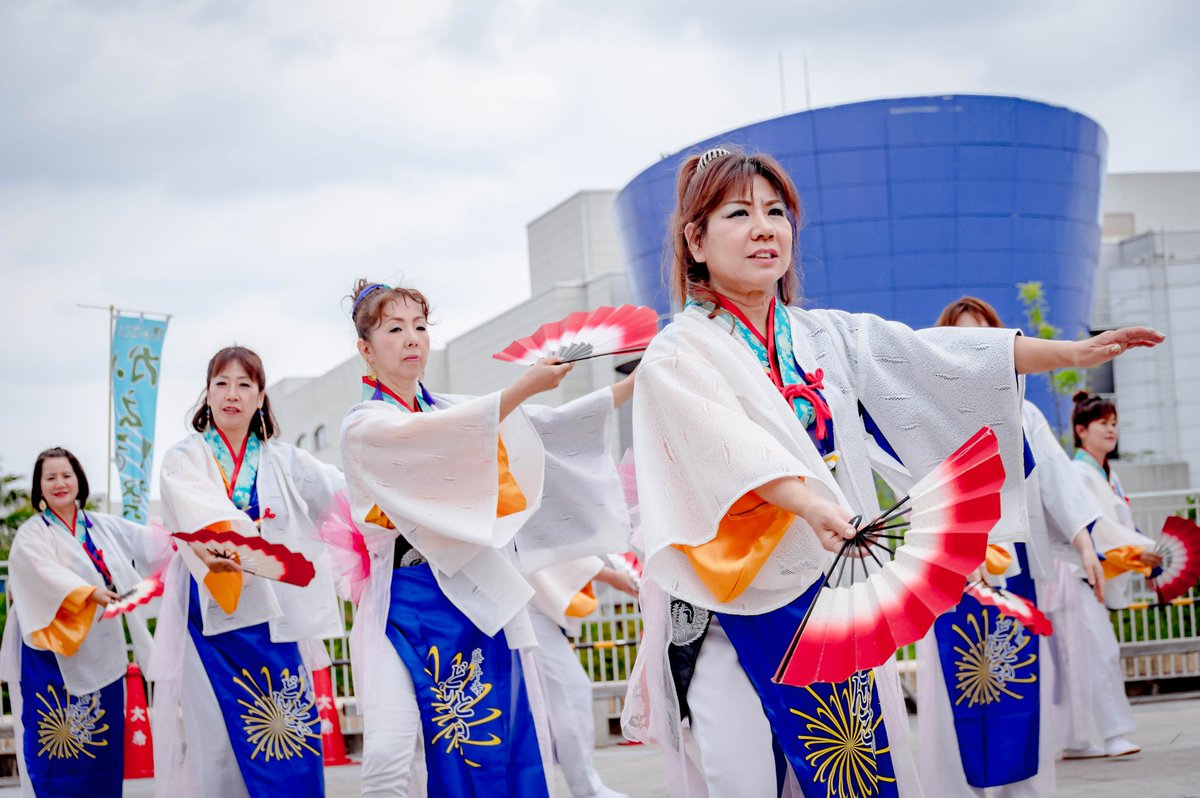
[111,314,168,522]
[425,645,503,767]
[791,671,896,798]
[935,551,1042,789]
[949,612,1037,707]
[234,666,322,761]
[34,685,110,760]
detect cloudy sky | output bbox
[2,0,1197,498]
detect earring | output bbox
[38,499,47,512]
[258,407,266,437]
[206,405,214,426]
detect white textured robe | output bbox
[624,304,1026,798]
[1071,458,1154,610]
[0,511,159,798]
[1047,453,1147,749]
[150,434,345,798]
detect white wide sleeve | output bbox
[1023,402,1100,546]
[1072,461,1155,553]
[811,309,1027,542]
[340,395,536,576]
[8,520,98,640]
[281,444,346,534]
[517,387,631,572]
[633,348,830,558]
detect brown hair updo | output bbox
[1071,390,1117,449]
[347,279,432,341]
[935,296,1004,328]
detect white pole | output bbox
[778,51,786,114]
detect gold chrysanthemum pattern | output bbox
[426,646,502,767]
[951,612,1037,707]
[34,685,110,760]
[791,671,896,798]
[235,666,321,761]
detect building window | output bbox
[314,425,328,451]
[296,434,308,451]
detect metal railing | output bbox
[1114,488,1200,680]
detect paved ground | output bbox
[5,696,1199,796]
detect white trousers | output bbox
[687,618,784,798]
[1048,578,1135,749]
[530,607,621,798]
[359,640,428,798]
[180,637,252,798]
[916,624,1056,798]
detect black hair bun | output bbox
[1073,390,1091,404]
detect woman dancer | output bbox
[152,346,345,798]
[0,448,159,797]
[912,296,1107,797]
[621,147,1162,798]
[339,280,631,797]
[1054,392,1161,758]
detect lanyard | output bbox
[213,425,251,500]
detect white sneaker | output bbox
[1061,744,1106,759]
[1104,736,1141,757]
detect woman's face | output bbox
[207,360,264,436]
[686,174,793,299]
[40,456,79,516]
[358,297,430,385]
[1078,413,1119,456]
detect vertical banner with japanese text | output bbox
[111,314,168,523]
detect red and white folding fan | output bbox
[965,582,1053,636]
[102,571,166,619]
[774,426,1005,687]
[606,551,643,590]
[173,528,316,587]
[493,305,658,364]
[1151,516,1200,605]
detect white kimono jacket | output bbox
[0,512,156,695]
[150,433,345,798]
[1071,455,1155,610]
[624,304,1026,796]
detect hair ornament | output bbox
[696,147,732,174]
[352,283,391,317]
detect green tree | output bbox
[2,464,33,557]
[1016,281,1085,437]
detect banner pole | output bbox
[107,304,115,514]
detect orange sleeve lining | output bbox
[675,491,795,604]
[565,583,599,618]
[1101,545,1152,580]
[28,586,98,657]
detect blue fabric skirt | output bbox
[19,642,124,797]
[934,543,1041,787]
[385,564,548,798]
[717,580,900,798]
[187,579,325,798]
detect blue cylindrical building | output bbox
[615,95,1107,421]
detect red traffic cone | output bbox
[312,666,353,766]
[123,662,154,778]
